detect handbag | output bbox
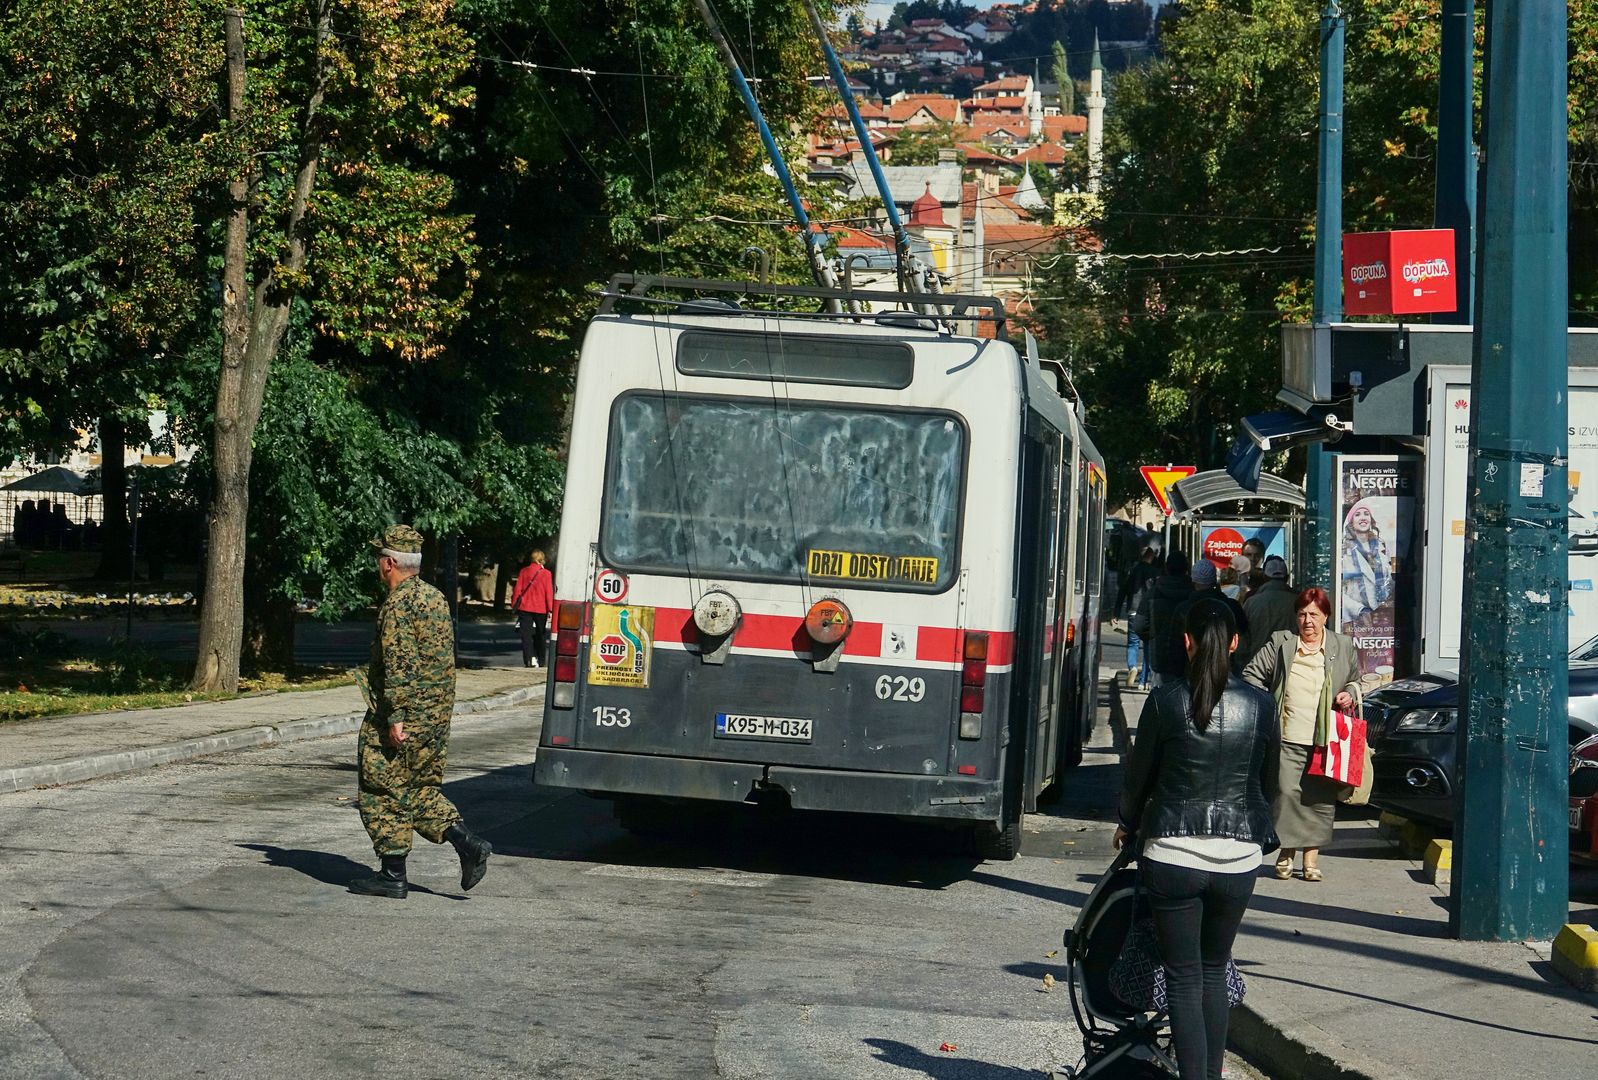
[1308,708,1367,787]
[1108,917,1246,1013]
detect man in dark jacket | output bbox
[1137,551,1196,686]
[1181,559,1250,673]
[1240,555,1297,663]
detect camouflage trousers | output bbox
[357,715,462,857]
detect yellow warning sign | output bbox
[806,549,940,586]
[587,604,654,688]
[1139,464,1198,517]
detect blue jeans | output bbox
[1126,634,1150,684]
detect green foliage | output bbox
[0,0,222,457]
[1052,39,1075,115]
[891,122,964,165]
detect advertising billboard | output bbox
[1333,456,1421,690]
[1342,229,1457,316]
[1199,521,1289,572]
[1423,367,1598,673]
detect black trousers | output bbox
[517,611,549,667]
[1140,858,1257,1080]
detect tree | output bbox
[1052,38,1075,115]
[191,1,476,693]
[890,122,964,165]
[0,0,223,578]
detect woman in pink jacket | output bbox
[511,549,554,668]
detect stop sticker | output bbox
[1203,528,1245,569]
[596,634,627,665]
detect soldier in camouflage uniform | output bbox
[350,524,492,899]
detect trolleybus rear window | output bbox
[602,393,963,592]
[677,329,914,390]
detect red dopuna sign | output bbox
[1342,229,1457,316]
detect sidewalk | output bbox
[1106,652,1598,1080]
[0,666,544,794]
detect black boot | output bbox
[445,822,492,891]
[349,854,408,899]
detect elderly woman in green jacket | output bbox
[1242,586,1361,882]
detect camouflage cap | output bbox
[371,524,424,555]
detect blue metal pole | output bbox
[1313,3,1344,325]
[1451,0,1570,942]
[691,0,838,304]
[1304,2,1344,590]
[1434,0,1476,325]
[802,1,915,294]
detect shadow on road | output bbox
[863,1038,1042,1078]
[236,843,464,900]
[441,762,986,890]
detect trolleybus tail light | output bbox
[692,589,742,664]
[804,598,853,645]
[552,601,584,709]
[1065,620,1076,647]
[960,631,988,737]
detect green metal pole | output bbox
[1433,0,1476,325]
[1304,3,1344,589]
[1451,0,1569,942]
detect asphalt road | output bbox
[0,694,1179,1080]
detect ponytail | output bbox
[1184,599,1236,732]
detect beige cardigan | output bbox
[1242,630,1362,746]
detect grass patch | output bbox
[1,624,351,723]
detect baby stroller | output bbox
[1054,848,1179,1079]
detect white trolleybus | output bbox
[533,275,1106,859]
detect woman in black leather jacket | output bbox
[1114,599,1280,1080]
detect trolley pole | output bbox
[1303,2,1344,589]
[1433,0,1476,326]
[1451,1,1569,942]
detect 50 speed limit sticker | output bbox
[594,567,629,604]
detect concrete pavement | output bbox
[1103,623,1598,1080]
[0,666,544,793]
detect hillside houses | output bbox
[799,16,1117,329]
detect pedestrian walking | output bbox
[1137,551,1196,688]
[1122,547,1159,686]
[1115,599,1279,1080]
[1242,586,1361,883]
[512,548,555,669]
[350,524,492,900]
[1239,556,1296,663]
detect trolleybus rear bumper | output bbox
[535,747,1002,821]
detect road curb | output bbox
[2,682,543,794]
[1230,999,1415,1080]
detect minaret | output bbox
[1087,32,1106,194]
[1030,60,1043,139]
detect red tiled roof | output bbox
[982,223,1065,250]
[975,76,1029,93]
[833,227,895,251]
[1044,114,1088,138]
[958,143,1008,164]
[886,96,961,123]
[1013,142,1067,165]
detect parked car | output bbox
[1570,733,1598,862]
[1572,509,1598,557]
[1365,655,1598,829]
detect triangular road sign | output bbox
[1140,464,1198,516]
